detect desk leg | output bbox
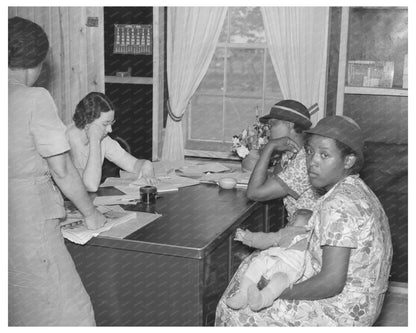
[227,235,233,281]
[263,203,270,232]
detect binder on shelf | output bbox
[113,24,152,55]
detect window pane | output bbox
[218,11,228,43]
[224,97,262,142]
[189,95,223,141]
[348,7,408,88]
[229,7,265,44]
[227,48,264,97]
[264,51,283,100]
[197,47,225,94]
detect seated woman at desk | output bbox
[216,116,393,326]
[66,92,156,192]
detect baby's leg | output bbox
[248,272,291,311]
[225,275,256,309]
[226,255,268,310]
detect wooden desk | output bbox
[66,183,283,326]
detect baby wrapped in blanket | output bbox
[226,208,314,311]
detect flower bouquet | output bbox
[231,116,270,159]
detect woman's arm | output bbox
[46,152,106,229]
[82,123,105,192]
[279,245,351,300]
[247,138,299,201]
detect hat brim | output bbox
[304,127,364,162]
[260,113,312,129]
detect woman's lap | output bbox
[215,252,378,326]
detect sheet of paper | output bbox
[100,211,161,239]
[178,162,230,174]
[93,194,140,206]
[199,171,251,184]
[132,174,199,190]
[100,177,133,187]
[61,205,138,245]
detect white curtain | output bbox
[161,7,227,161]
[261,7,329,124]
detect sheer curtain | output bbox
[161,7,227,161]
[261,7,329,123]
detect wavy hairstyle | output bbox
[73,92,115,129]
[8,17,49,69]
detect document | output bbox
[199,171,251,184]
[61,205,148,245]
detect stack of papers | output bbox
[61,205,138,245]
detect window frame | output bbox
[184,11,282,160]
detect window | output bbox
[184,7,284,158]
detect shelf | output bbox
[105,76,153,85]
[344,86,408,97]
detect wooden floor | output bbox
[374,282,408,326]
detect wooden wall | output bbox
[8,7,105,124]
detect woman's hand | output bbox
[137,160,158,185]
[86,123,106,142]
[84,209,106,230]
[234,228,247,242]
[264,137,300,154]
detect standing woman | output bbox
[9,17,105,325]
[216,116,393,326]
[66,92,156,192]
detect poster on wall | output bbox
[347,60,394,88]
[113,24,152,55]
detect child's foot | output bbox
[226,292,248,310]
[247,285,273,311]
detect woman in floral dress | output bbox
[215,116,392,326]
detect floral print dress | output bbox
[273,148,318,219]
[215,175,393,326]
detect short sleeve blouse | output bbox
[272,148,318,219]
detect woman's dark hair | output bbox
[73,92,115,129]
[8,17,49,69]
[334,139,364,175]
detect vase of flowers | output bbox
[231,116,270,172]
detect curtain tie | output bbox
[167,99,184,122]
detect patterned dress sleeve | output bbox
[318,192,360,248]
[275,149,311,199]
[30,88,70,157]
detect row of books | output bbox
[113,24,152,55]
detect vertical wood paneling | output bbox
[49,7,64,120]
[8,7,17,17]
[86,7,105,94]
[69,7,83,122]
[8,6,105,124]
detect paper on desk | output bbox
[100,177,133,187]
[199,171,251,184]
[93,194,140,206]
[132,174,199,190]
[61,205,138,245]
[178,162,230,174]
[100,211,161,239]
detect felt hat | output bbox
[304,115,364,161]
[259,99,312,129]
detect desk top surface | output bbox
[86,183,260,258]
